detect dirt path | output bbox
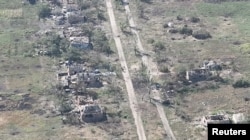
[123,1,176,140]
[105,0,147,140]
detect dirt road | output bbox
[123,1,176,140]
[105,0,147,140]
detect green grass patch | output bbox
[0,0,22,9]
[240,43,250,54]
[196,2,250,18]
[196,2,250,36]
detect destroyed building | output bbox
[186,60,221,82]
[79,104,106,123]
[69,36,93,50]
[65,27,85,37]
[67,63,86,75]
[201,114,231,126]
[200,60,221,71]
[186,69,211,83]
[57,61,103,92]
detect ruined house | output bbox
[200,60,221,71]
[69,36,93,50]
[80,104,106,123]
[57,61,104,93]
[76,95,94,105]
[67,65,102,87]
[80,72,103,88]
[186,60,221,82]
[186,69,211,82]
[232,113,246,124]
[67,27,85,37]
[67,64,86,75]
[60,76,70,90]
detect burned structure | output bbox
[57,61,103,92]
[80,104,106,122]
[69,36,92,50]
[201,114,231,126]
[186,60,221,83]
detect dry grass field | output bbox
[113,0,250,139]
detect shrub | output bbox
[153,41,165,53]
[28,0,37,5]
[233,41,241,45]
[190,17,200,23]
[163,23,169,28]
[176,15,183,21]
[192,30,211,40]
[240,43,250,54]
[59,102,73,114]
[175,108,191,122]
[147,39,155,44]
[62,113,81,125]
[169,29,179,34]
[77,0,91,10]
[92,29,112,55]
[63,48,82,62]
[38,5,51,19]
[97,12,106,21]
[159,64,170,73]
[232,79,250,88]
[179,27,193,35]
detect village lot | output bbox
[127,0,250,139]
[0,1,64,139]
[0,0,138,140]
[0,4,56,140]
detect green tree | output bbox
[46,34,64,56]
[63,48,81,62]
[28,0,37,5]
[51,0,61,7]
[92,29,112,55]
[97,11,106,21]
[38,32,69,57]
[38,5,51,19]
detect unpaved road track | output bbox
[105,0,147,140]
[123,0,176,140]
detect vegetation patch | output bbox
[232,79,250,88]
[240,43,250,54]
[179,26,193,36]
[192,30,212,40]
[38,5,51,19]
[0,9,23,18]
